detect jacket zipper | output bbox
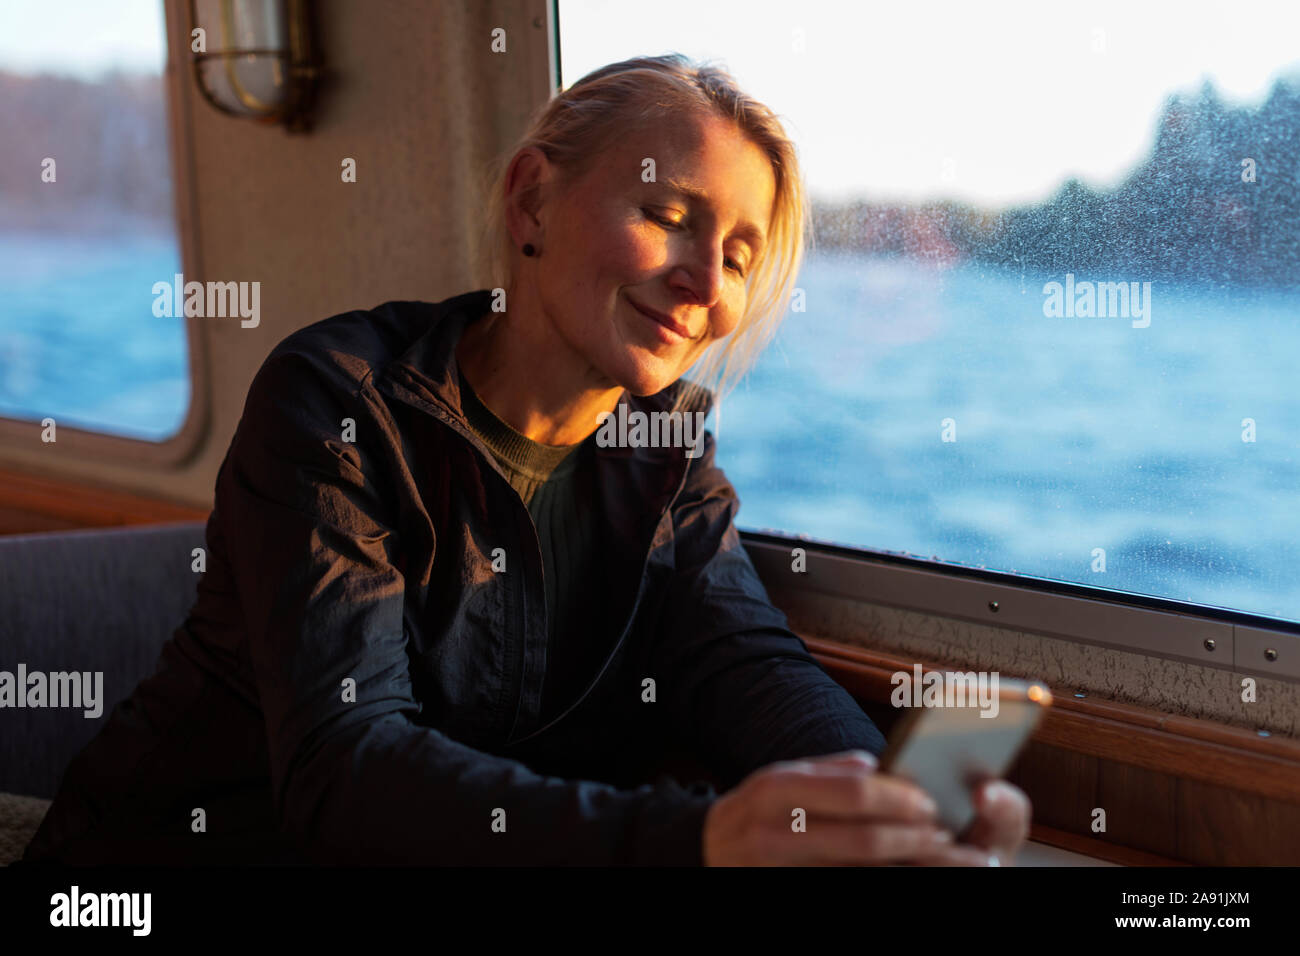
[377,370,695,748]
[376,372,545,743]
[501,444,695,748]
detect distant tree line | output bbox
[0,69,174,234]
[813,78,1300,287]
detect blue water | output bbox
[0,232,188,441]
[712,252,1300,624]
[2,236,1296,623]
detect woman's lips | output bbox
[626,295,691,341]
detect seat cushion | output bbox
[0,521,207,798]
[0,792,52,866]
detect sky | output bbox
[559,0,1300,205]
[3,1,1298,207]
[0,1,168,78]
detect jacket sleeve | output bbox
[220,350,715,865]
[651,428,889,791]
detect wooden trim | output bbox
[802,635,1300,804]
[1028,824,1188,867]
[0,465,209,534]
[160,0,214,465]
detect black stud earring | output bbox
[522,243,536,257]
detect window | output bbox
[559,0,1300,624]
[0,0,188,441]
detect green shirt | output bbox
[456,362,612,725]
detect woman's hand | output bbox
[955,778,1033,865]
[701,750,1030,866]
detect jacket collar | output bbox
[374,289,716,558]
[377,288,715,428]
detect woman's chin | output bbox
[614,359,681,398]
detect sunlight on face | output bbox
[536,111,776,397]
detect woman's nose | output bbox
[672,238,726,308]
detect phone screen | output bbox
[880,679,1050,834]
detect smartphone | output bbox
[878,674,1052,836]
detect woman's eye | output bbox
[644,209,745,276]
[643,208,679,228]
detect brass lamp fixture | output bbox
[188,0,320,132]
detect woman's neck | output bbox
[454,292,624,446]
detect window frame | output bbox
[0,0,210,466]
[741,529,1300,684]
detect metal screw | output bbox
[1204,638,1216,652]
[1265,648,1278,662]
[988,600,1000,613]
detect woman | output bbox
[24,54,1028,866]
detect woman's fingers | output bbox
[961,779,1031,862]
[705,754,1025,866]
[781,821,959,866]
[754,760,937,824]
[807,749,879,771]
[759,811,999,866]
[766,766,1025,865]
[906,842,1001,866]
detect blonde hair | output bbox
[472,53,812,418]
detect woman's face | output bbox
[517,111,777,399]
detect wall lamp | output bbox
[188,0,320,132]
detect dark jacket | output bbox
[23,289,886,866]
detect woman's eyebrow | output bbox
[660,176,767,252]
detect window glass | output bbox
[559,0,1300,623]
[0,1,188,441]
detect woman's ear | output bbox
[503,148,551,246]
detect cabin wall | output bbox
[772,586,1300,737]
[0,0,552,510]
